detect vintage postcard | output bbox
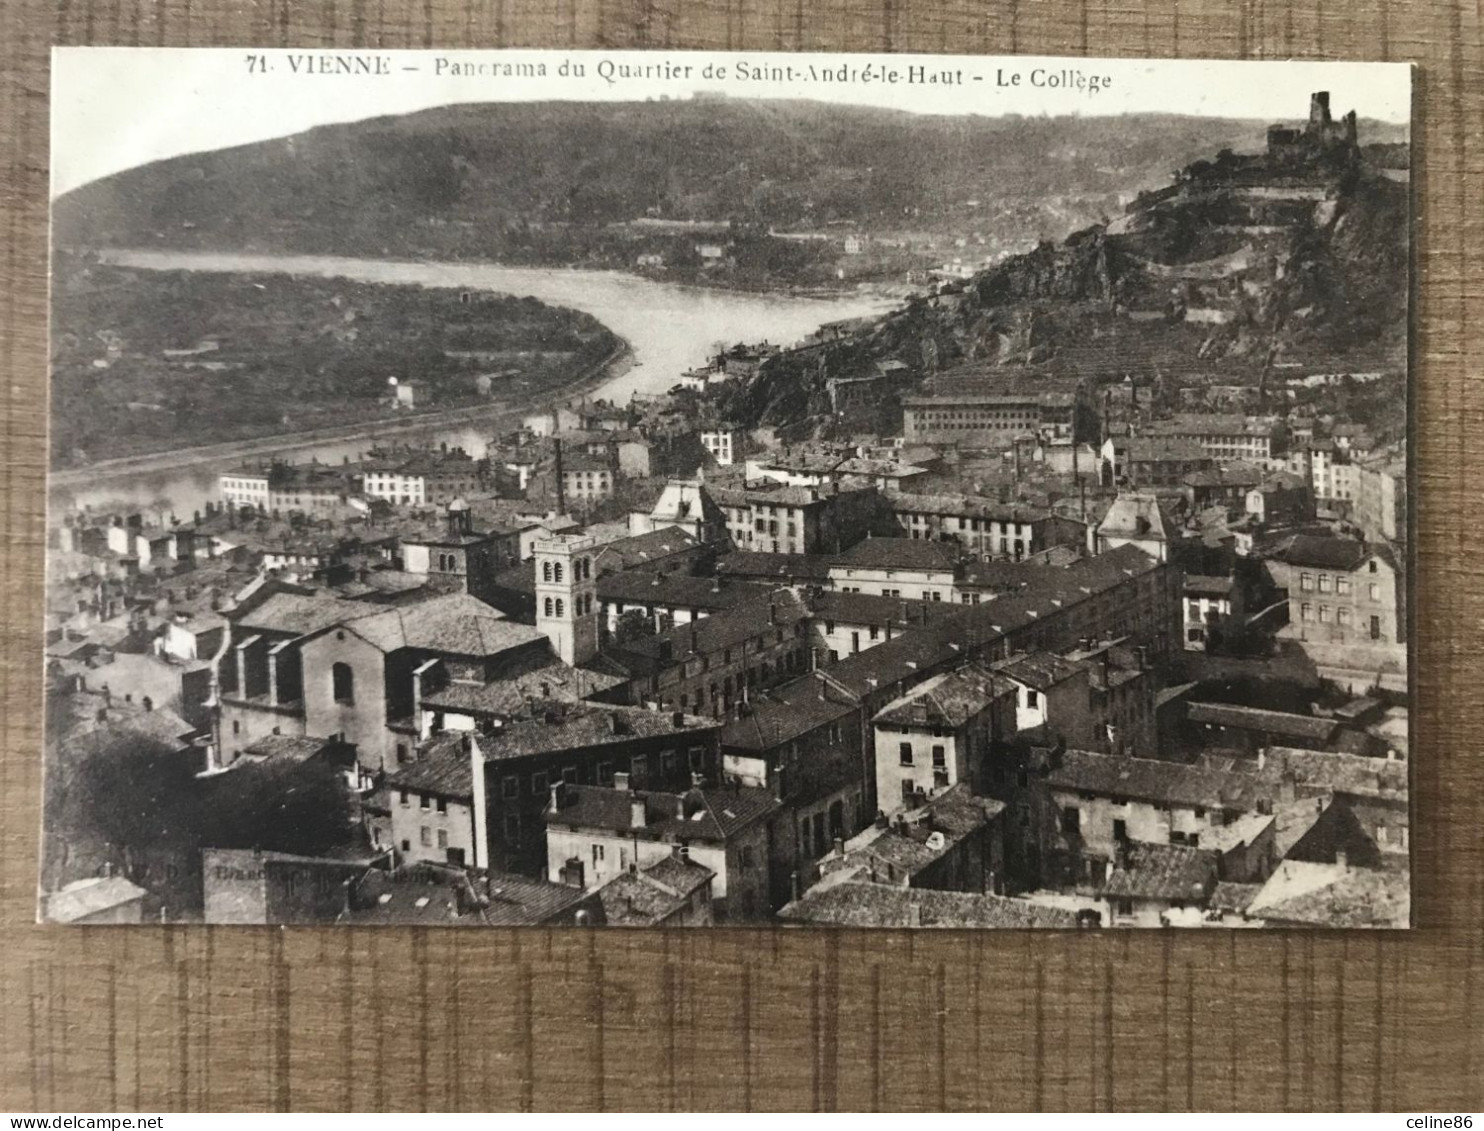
[41,48,1411,928]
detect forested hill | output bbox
[50,98,1406,261]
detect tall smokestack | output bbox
[553,438,566,516]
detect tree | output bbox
[613,607,657,645]
[201,757,355,858]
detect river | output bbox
[59,250,901,516]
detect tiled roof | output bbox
[719,678,859,751]
[597,571,765,610]
[1045,749,1280,812]
[595,527,700,571]
[1246,860,1409,928]
[341,864,597,926]
[812,632,965,701]
[1183,574,1236,597]
[1263,746,1409,800]
[777,883,1083,928]
[827,786,1002,879]
[1100,842,1219,902]
[830,537,963,573]
[1264,533,1397,573]
[888,492,1050,525]
[235,591,376,637]
[993,651,1089,692]
[384,732,474,800]
[239,734,338,763]
[545,782,779,843]
[1209,881,1262,914]
[713,551,834,583]
[596,857,715,926]
[422,664,625,716]
[335,592,544,657]
[1187,702,1338,745]
[873,663,1014,730]
[481,705,719,762]
[626,589,808,661]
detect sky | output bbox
[51,48,1412,197]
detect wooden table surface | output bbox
[2,0,1480,1112]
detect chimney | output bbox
[789,871,801,902]
[906,902,922,928]
[832,836,844,857]
[549,780,567,812]
[772,764,788,802]
[1279,770,1295,804]
[671,710,685,729]
[630,796,646,829]
[613,771,630,791]
[690,771,704,790]
[1334,849,1348,872]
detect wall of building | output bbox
[389,790,478,867]
[300,630,394,774]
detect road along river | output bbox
[56,249,900,516]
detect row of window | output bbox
[541,557,592,583]
[898,742,949,768]
[1299,572,1360,595]
[398,791,450,812]
[542,594,595,618]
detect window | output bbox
[502,814,520,844]
[436,797,447,814]
[1115,899,1134,919]
[1318,605,1331,623]
[1300,573,1314,591]
[555,599,565,617]
[1318,574,1332,593]
[900,779,916,801]
[931,745,946,768]
[1061,806,1080,835]
[1338,607,1353,627]
[396,743,409,764]
[437,829,448,850]
[331,662,354,704]
[419,826,432,847]
[398,790,409,807]
[1369,583,1381,601]
[532,771,549,795]
[420,794,430,810]
[591,843,605,865]
[598,761,614,785]
[1301,603,1313,622]
[1026,689,1039,709]
[543,597,553,617]
[899,742,914,766]
[1336,577,1352,596]
[501,775,519,800]
[1370,615,1382,641]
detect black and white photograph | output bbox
[41,48,1412,929]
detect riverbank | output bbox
[50,338,632,491]
[52,249,897,513]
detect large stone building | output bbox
[902,392,1076,446]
